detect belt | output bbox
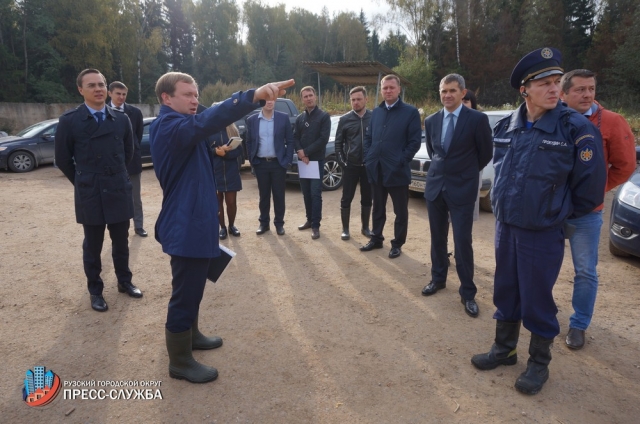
[258,157,277,162]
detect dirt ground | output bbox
[1,164,639,424]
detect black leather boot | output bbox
[165,328,218,383]
[515,333,553,395]
[192,315,223,350]
[361,206,372,237]
[471,320,520,370]
[341,207,351,240]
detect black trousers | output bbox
[167,255,210,333]
[340,164,372,210]
[82,220,131,295]
[370,174,409,248]
[425,189,476,300]
[254,160,287,226]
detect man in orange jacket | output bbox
[560,69,637,350]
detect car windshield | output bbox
[17,121,53,137]
[329,116,340,142]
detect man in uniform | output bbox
[560,69,636,350]
[294,86,331,240]
[55,69,142,313]
[245,99,294,235]
[361,75,421,259]
[471,48,606,395]
[150,71,293,383]
[335,86,373,241]
[108,81,147,237]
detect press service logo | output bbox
[22,366,61,407]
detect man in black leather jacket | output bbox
[335,86,373,240]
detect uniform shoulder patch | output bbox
[578,146,594,164]
[574,133,594,145]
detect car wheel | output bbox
[8,151,35,172]
[322,156,343,191]
[609,239,630,257]
[479,193,492,212]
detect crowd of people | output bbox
[53,46,636,395]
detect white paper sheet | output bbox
[298,160,320,179]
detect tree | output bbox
[164,0,194,73]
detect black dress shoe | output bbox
[219,227,228,240]
[229,226,241,237]
[256,225,270,235]
[276,226,285,236]
[118,282,143,298]
[90,295,108,312]
[565,328,585,349]
[360,240,383,251]
[462,298,479,317]
[421,281,446,296]
[389,247,402,258]
[135,228,148,237]
[298,221,312,230]
[311,228,320,239]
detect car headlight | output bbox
[0,147,7,151]
[618,180,640,210]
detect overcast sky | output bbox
[258,0,395,36]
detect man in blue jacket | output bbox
[150,72,294,384]
[361,75,421,259]
[245,99,294,235]
[471,48,606,395]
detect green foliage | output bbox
[393,56,437,102]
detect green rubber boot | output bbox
[192,315,223,350]
[166,328,218,383]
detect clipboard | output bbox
[226,136,243,150]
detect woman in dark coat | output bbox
[212,123,243,239]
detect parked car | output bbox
[0,119,58,172]
[286,115,344,191]
[140,117,155,164]
[408,110,512,212]
[608,146,640,258]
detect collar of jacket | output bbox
[377,98,404,109]
[508,101,564,134]
[80,103,117,122]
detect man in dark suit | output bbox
[108,81,147,237]
[245,99,294,235]
[55,69,143,313]
[361,74,422,259]
[421,73,493,317]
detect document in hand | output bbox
[207,244,237,283]
[226,137,243,150]
[298,160,320,179]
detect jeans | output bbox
[299,160,323,228]
[567,210,603,330]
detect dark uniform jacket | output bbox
[121,103,144,175]
[55,104,134,225]
[492,102,606,230]
[364,99,422,187]
[424,106,493,205]
[150,92,261,258]
[293,107,331,161]
[335,109,372,166]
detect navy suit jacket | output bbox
[423,106,493,205]
[245,110,294,169]
[364,99,422,187]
